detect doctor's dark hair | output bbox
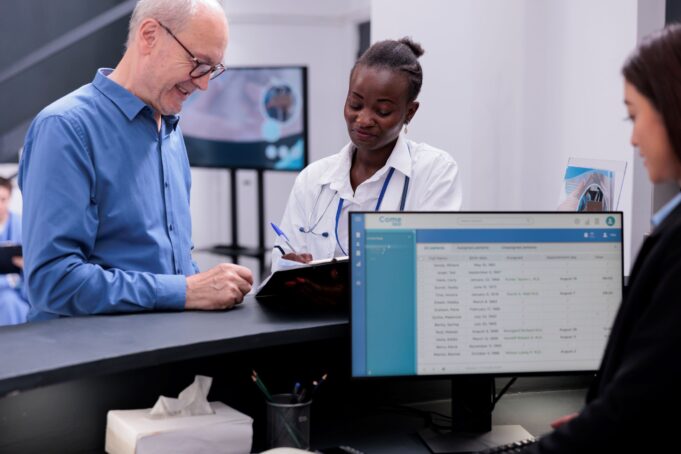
[622,24,681,162]
[353,37,425,103]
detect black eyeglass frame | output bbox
[158,21,225,80]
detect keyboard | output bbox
[478,436,538,453]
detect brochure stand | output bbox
[557,157,627,211]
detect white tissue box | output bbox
[105,401,253,454]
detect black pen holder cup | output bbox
[266,393,312,449]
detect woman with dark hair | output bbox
[272,37,462,269]
[522,24,681,453]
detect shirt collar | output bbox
[651,190,681,227]
[386,132,413,178]
[92,68,180,131]
[320,132,413,188]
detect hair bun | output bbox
[398,37,425,58]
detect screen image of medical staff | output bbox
[181,67,307,170]
[350,213,623,377]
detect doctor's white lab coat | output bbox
[272,133,462,271]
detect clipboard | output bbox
[255,256,349,308]
[0,243,22,274]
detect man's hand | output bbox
[185,263,253,310]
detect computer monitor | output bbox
[180,66,308,171]
[350,212,623,452]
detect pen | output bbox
[309,373,328,400]
[270,222,298,254]
[297,387,307,403]
[292,382,301,403]
[251,370,273,401]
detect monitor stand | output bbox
[418,377,533,453]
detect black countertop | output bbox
[0,296,348,396]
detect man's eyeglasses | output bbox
[158,21,225,80]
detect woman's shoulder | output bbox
[407,140,458,167]
[295,147,348,182]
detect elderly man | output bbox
[18,0,252,320]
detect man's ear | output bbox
[136,19,161,55]
[406,101,420,124]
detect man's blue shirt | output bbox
[19,69,198,320]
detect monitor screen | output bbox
[350,212,623,378]
[180,66,308,170]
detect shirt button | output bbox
[165,181,169,188]
[169,224,173,231]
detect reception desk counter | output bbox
[0,297,347,397]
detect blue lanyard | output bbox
[334,167,410,255]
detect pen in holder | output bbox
[252,370,326,450]
[266,393,312,449]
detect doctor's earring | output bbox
[404,122,409,134]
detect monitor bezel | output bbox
[185,65,309,172]
[348,210,625,380]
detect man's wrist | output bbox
[154,274,186,311]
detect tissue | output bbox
[150,375,214,417]
[105,375,253,454]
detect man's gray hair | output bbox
[126,0,224,48]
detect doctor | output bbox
[273,37,462,270]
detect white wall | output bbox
[631,0,667,261]
[371,0,665,272]
[190,0,368,277]
[191,0,666,276]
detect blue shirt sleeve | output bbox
[191,242,200,274]
[19,115,186,315]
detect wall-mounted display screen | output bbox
[181,66,308,171]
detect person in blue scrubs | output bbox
[0,177,29,325]
[19,0,253,320]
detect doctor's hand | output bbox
[185,263,254,310]
[282,252,313,264]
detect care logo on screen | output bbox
[378,215,402,226]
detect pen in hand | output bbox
[270,222,298,254]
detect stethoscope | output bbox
[298,167,410,256]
